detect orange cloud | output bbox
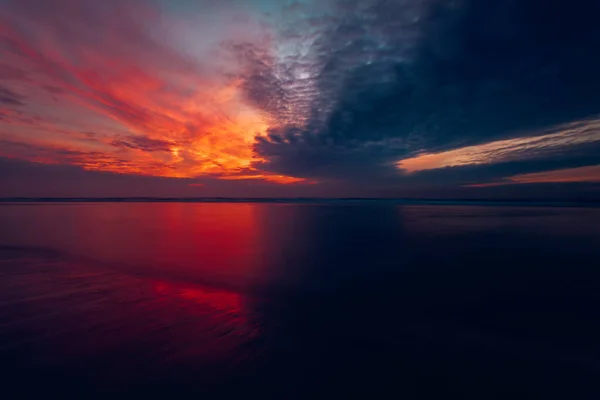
[0,0,305,184]
[468,165,600,187]
[397,119,600,173]
[219,174,311,184]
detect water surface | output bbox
[0,202,599,398]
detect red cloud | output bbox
[0,0,304,184]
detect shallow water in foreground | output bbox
[0,202,599,398]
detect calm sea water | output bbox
[0,202,599,398]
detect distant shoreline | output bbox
[1,197,599,207]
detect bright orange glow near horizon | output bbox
[0,0,306,185]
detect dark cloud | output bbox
[248,0,600,183]
[409,143,600,188]
[0,139,168,175]
[41,85,65,94]
[0,156,184,197]
[228,41,290,122]
[0,156,343,198]
[0,86,26,106]
[110,136,173,152]
[2,0,599,198]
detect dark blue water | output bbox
[0,203,599,398]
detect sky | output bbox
[1,0,600,198]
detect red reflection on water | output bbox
[0,203,309,383]
[152,203,264,287]
[0,203,268,288]
[152,280,248,323]
[0,252,260,379]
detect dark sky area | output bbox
[1,0,599,198]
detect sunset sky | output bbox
[1,0,600,198]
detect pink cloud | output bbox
[0,0,304,183]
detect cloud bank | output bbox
[1,0,599,196]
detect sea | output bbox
[0,200,599,398]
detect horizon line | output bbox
[0,197,599,206]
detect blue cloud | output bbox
[239,0,600,187]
